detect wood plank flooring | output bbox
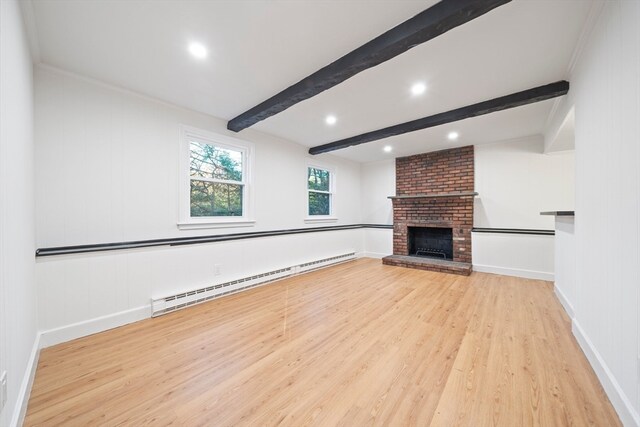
[25,258,620,426]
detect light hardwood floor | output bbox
[25,258,620,426]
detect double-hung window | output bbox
[179,126,254,229]
[306,165,336,222]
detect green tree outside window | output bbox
[308,167,332,216]
[190,141,244,217]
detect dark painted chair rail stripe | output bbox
[36,224,394,257]
[472,227,555,236]
[36,225,553,257]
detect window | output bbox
[179,126,254,229]
[190,142,243,217]
[306,165,336,222]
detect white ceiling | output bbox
[28,0,592,163]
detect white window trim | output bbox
[305,162,337,223]
[178,125,255,230]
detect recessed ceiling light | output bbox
[447,131,459,141]
[188,42,208,59]
[383,145,392,153]
[325,115,337,125]
[411,82,427,96]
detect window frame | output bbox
[178,125,255,230]
[305,162,337,223]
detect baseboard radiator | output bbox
[151,252,356,317]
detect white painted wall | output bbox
[472,136,575,280]
[34,66,364,342]
[472,233,555,281]
[553,216,575,318]
[362,228,392,259]
[549,2,640,425]
[360,159,394,258]
[0,1,38,425]
[361,159,395,225]
[474,136,575,230]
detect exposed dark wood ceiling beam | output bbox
[308,81,570,155]
[227,0,512,132]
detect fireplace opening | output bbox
[408,227,453,260]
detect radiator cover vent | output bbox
[151,252,356,317]
[298,252,356,272]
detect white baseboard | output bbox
[472,264,554,281]
[10,332,40,427]
[359,252,389,259]
[553,284,575,319]
[572,319,639,426]
[40,305,151,348]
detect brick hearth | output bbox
[382,255,472,276]
[382,146,475,275]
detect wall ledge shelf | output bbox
[388,192,478,200]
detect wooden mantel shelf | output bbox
[388,192,479,200]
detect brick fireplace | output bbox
[382,146,476,275]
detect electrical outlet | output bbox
[214,264,221,276]
[0,370,7,412]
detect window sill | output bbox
[304,217,338,224]
[177,220,256,230]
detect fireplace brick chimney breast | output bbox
[384,146,475,275]
[395,145,474,196]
